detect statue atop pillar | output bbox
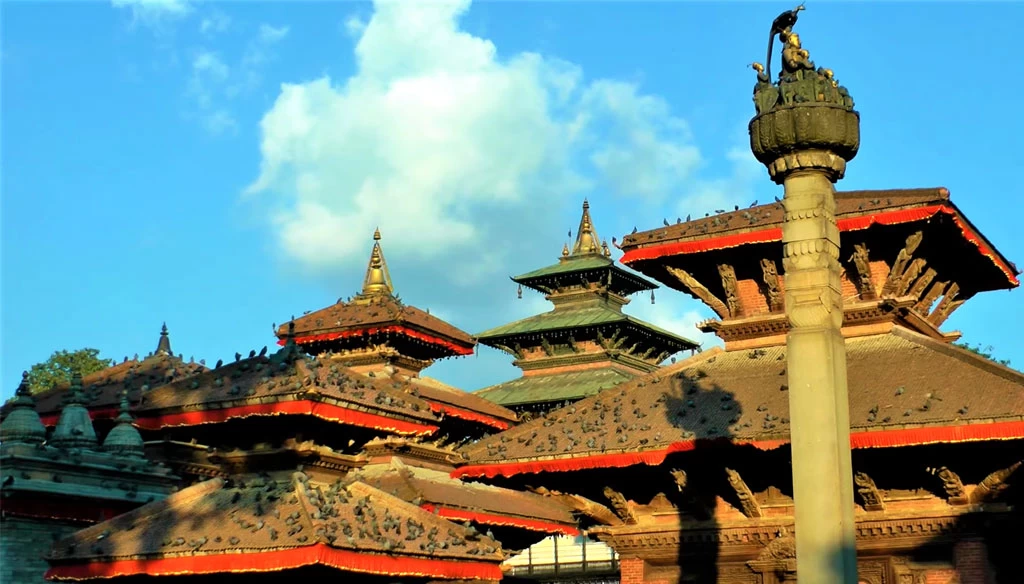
[748,5,860,184]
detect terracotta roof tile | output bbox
[461,327,1024,465]
[407,377,518,424]
[30,354,207,421]
[135,350,439,429]
[47,472,504,567]
[620,188,951,249]
[279,295,475,351]
[351,460,575,527]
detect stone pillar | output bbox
[748,19,861,584]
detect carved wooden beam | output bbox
[717,264,743,317]
[907,267,937,299]
[969,461,1021,504]
[895,258,927,297]
[527,486,623,526]
[882,231,924,296]
[665,266,730,318]
[928,466,968,505]
[603,486,639,524]
[655,350,671,364]
[847,244,876,299]
[915,281,948,314]
[567,336,581,354]
[928,283,960,324]
[853,471,886,512]
[512,343,525,360]
[760,258,784,311]
[640,347,656,359]
[725,468,763,518]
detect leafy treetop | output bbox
[25,348,112,395]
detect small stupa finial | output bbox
[569,199,601,257]
[50,372,98,450]
[360,228,394,298]
[155,322,172,356]
[0,372,47,444]
[102,389,145,458]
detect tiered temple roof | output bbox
[457,327,1024,478]
[30,325,206,428]
[45,473,505,582]
[474,201,699,414]
[276,230,515,432]
[618,188,1020,348]
[276,229,476,370]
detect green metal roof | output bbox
[513,256,613,280]
[474,367,637,407]
[475,304,698,349]
[512,256,658,295]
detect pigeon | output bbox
[663,218,670,226]
[685,214,691,222]
[749,200,758,207]
[631,227,638,234]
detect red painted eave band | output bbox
[620,205,1019,287]
[452,421,1024,479]
[421,504,579,536]
[428,402,511,431]
[280,325,475,356]
[131,401,438,436]
[44,544,502,581]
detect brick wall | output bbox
[953,538,992,584]
[619,557,672,584]
[1,516,82,584]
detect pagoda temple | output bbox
[1,374,178,584]
[474,201,699,416]
[5,235,617,584]
[455,187,1023,584]
[26,325,207,435]
[276,229,517,434]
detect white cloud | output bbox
[187,51,237,132]
[676,144,764,219]
[627,293,721,355]
[247,0,707,275]
[259,24,290,44]
[112,0,191,28]
[200,10,231,36]
[343,14,368,39]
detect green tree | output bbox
[954,342,1011,367]
[25,348,112,394]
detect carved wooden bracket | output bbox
[907,267,937,299]
[540,336,555,357]
[847,243,876,299]
[928,466,968,505]
[665,266,730,318]
[760,258,784,311]
[895,258,927,297]
[725,468,763,518]
[928,283,961,326]
[717,264,743,317]
[527,485,623,526]
[882,231,924,296]
[969,460,1021,504]
[915,281,948,314]
[603,486,639,524]
[853,471,886,512]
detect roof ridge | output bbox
[889,326,1024,384]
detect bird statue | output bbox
[750,62,770,84]
[765,4,805,80]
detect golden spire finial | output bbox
[361,228,394,297]
[562,243,570,257]
[570,199,601,257]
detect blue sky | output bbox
[2,0,1021,401]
